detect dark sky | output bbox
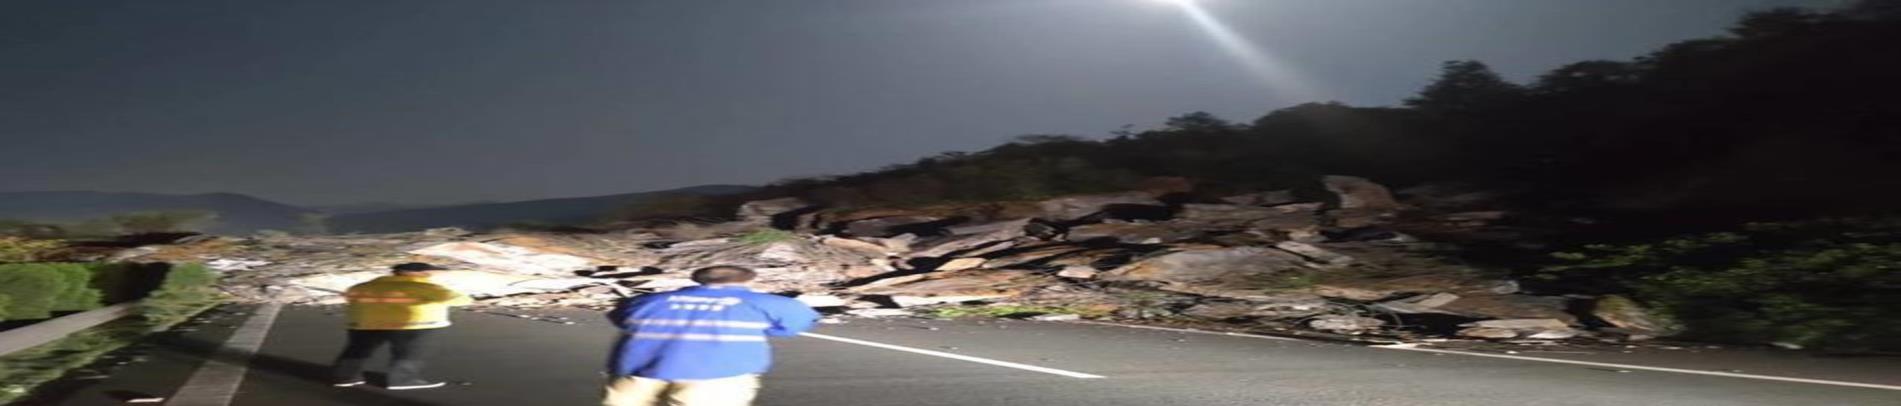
[0,0,1838,206]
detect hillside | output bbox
[0,191,313,234]
[325,185,756,233]
[648,5,1901,224]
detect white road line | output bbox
[168,303,283,406]
[799,332,1105,379]
[1373,344,1901,392]
[1075,321,1901,392]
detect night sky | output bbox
[0,0,1838,206]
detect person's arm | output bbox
[763,298,821,337]
[607,295,654,329]
[426,285,473,306]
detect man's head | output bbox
[391,262,448,277]
[690,266,757,286]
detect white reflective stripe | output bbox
[629,332,769,342]
[628,319,771,329]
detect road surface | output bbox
[27,305,1901,405]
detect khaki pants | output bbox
[603,374,760,406]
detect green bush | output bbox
[1543,218,1901,351]
[0,263,103,320]
[140,263,221,324]
[0,265,67,321]
[49,264,101,312]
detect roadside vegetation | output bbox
[0,263,222,403]
[1540,218,1901,351]
[0,210,217,241]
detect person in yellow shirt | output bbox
[330,262,471,390]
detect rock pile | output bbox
[101,175,1672,343]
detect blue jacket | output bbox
[607,285,821,380]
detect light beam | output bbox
[1161,0,1318,102]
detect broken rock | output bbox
[1220,190,1299,207]
[1465,318,1570,330]
[1035,192,1165,222]
[1374,293,1461,314]
[1064,222,1202,244]
[1308,315,1387,333]
[1055,266,1100,279]
[1456,327,1521,339]
[1321,175,1402,211]
[1271,241,1354,266]
[409,241,597,275]
[935,257,988,272]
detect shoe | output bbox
[386,381,447,390]
[331,380,366,387]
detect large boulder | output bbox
[1591,295,1681,336]
[1035,192,1166,222]
[1321,175,1401,211]
[735,197,814,226]
[1101,246,1320,301]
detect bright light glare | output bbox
[1162,0,1318,102]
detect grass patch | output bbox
[736,229,799,245]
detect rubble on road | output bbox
[93,175,1663,345]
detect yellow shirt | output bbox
[344,275,472,330]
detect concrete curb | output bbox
[0,302,140,356]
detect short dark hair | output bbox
[391,262,447,274]
[691,266,757,285]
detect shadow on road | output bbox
[25,328,439,406]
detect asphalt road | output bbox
[29,305,1901,406]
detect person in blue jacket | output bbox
[603,265,820,406]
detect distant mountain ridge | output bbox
[311,202,454,215]
[325,185,758,233]
[0,191,314,234]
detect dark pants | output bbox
[331,329,438,386]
